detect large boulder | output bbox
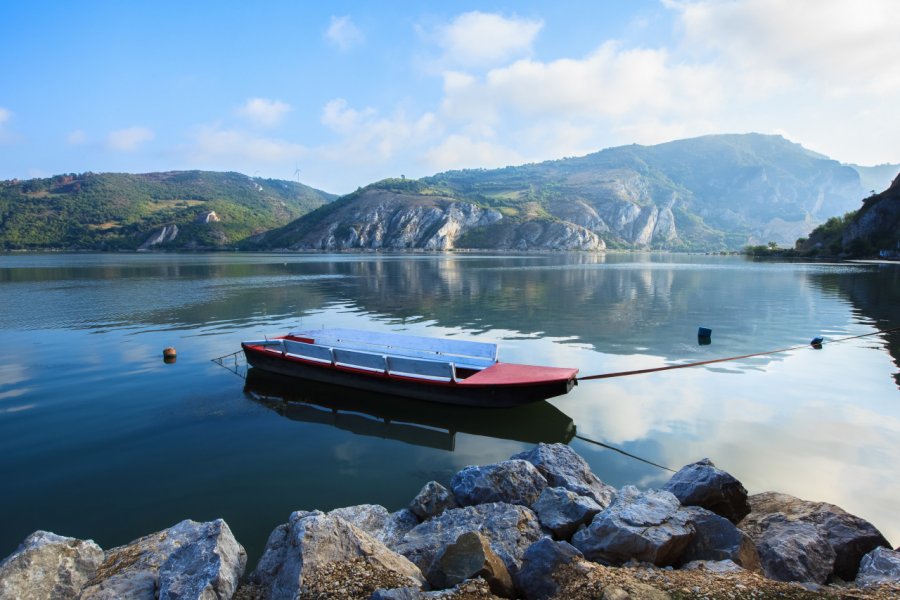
[450,460,547,507]
[80,519,245,600]
[248,511,424,598]
[513,538,584,600]
[856,546,900,587]
[409,481,459,521]
[328,504,418,548]
[740,491,890,580]
[393,502,543,581]
[571,486,695,566]
[663,458,750,524]
[0,531,104,600]
[532,487,603,540]
[512,443,615,508]
[752,513,836,584]
[430,532,514,598]
[678,506,760,571]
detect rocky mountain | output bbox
[252,182,604,251]
[800,173,900,257]
[252,134,869,252]
[0,171,335,250]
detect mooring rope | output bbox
[577,326,900,382]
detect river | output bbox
[1,252,897,563]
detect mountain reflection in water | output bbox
[242,368,577,451]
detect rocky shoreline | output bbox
[1,444,898,599]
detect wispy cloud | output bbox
[326,15,364,51]
[106,126,155,152]
[67,129,88,145]
[320,98,437,164]
[236,98,292,128]
[424,11,544,70]
[189,124,307,164]
[0,107,10,125]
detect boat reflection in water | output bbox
[243,368,576,451]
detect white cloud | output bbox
[426,11,543,70]
[67,130,87,145]
[422,134,524,172]
[320,98,437,164]
[190,124,307,163]
[671,0,900,95]
[106,126,155,152]
[326,15,364,51]
[236,98,292,128]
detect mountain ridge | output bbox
[251,133,875,252]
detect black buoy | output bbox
[810,336,824,349]
[698,327,712,345]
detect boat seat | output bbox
[283,339,333,363]
[333,348,388,373]
[386,355,455,382]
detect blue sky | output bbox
[1,0,897,194]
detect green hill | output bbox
[0,171,335,250]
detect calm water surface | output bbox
[1,252,898,564]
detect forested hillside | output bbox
[0,171,335,250]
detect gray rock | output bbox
[0,530,104,600]
[663,458,750,524]
[679,507,760,571]
[328,504,418,549]
[856,546,900,587]
[249,512,424,598]
[681,559,744,573]
[571,486,695,566]
[753,513,836,584]
[512,443,616,508]
[740,491,890,580]
[81,519,245,600]
[532,487,603,540]
[370,587,421,600]
[450,459,548,507]
[394,502,543,581]
[513,538,584,600]
[432,532,514,598]
[409,481,459,521]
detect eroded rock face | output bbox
[752,514,836,584]
[327,504,418,549]
[450,460,548,508]
[248,512,424,599]
[511,443,616,508]
[431,532,514,598]
[571,486,695,566]
[81,519,246,600]
[856,546,900,587]
[409,481,459,522]
[393,502,543,581]
[663,458,750,524]
[0,530,104,600]
[513,538,584,600]
[740,491,890,580]
[532,487,603,540]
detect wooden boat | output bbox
[241,327,578,407]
